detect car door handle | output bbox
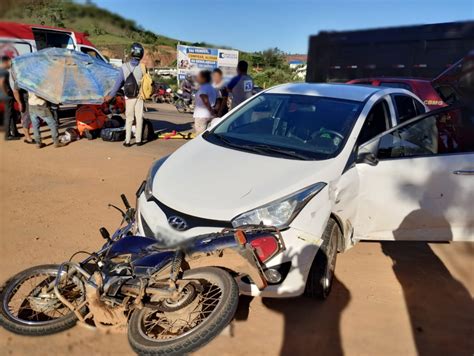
[453,170,474,175]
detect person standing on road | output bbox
[227,60,254,109]
[212,68,229,117]
[9,66,34,144]
[29,93,64,149]
[105,43,146,147]
[193,70,217,134]
[0,56,22,140]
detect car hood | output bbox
[152,136,338,221]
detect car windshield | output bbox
[208,93,362,160]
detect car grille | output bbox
[148,196,233,231]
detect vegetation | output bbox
[1,0,302,86]
[2,0,184,47]
[241,48,300,88]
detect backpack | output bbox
[101,127,126,142]
[123,64,140,98]
[139,63,153,100]
[142,118,156,141]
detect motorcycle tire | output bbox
[127,267,238,356]
[0,264,84,336]
[175,100,187,113]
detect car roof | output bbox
[266,83,381,102]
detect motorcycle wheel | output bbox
[128,267,238,356]
[175,100,187,113]
[0,264,85,336]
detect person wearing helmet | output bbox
[180,74,195,104]
[105,42,146,147]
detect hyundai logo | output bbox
[167,216,188,231]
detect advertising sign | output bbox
[177,45,239,81]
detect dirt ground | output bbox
[0,104,473,356]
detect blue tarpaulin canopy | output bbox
[12,48,119,105]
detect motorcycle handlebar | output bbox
[121,194,131,210]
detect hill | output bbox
[0,0,194,66]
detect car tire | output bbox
[304,218,340,300]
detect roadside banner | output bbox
[177,45,238,81]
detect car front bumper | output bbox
[137,192,325,298]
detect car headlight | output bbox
[144,156,169,200]
[231,182,326,228]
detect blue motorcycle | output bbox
[0,194,284,355]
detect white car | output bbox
[137,83,474,299]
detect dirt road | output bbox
[0,104,472,356]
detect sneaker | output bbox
[54,142,66,148]
[123,142,132,147]
[136,142,145,147]
[6,136,21,141]
[37,143,46,149]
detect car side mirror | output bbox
[356,139,380,166]
[356,151,379,166]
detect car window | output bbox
[435,85,459,105]
[32,29,74,50]
[414,99,426,115]
[210,93,363,160]
[393,94,420,123]
[380,82,412,91]
[80,47,105,62]
[0,41,33,56]
[357,99,390,145]
[377,107,474,159]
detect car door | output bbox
[354,105,474,241]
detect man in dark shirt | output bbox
[1,56,21,140]
[227,60,254,109]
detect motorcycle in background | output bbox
[174,89,195,113]
[0,193,284,355]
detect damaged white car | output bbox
[137,83,474,299]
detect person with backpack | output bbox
[105,43,152,147]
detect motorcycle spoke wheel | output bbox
[142,282,222,341]
[128,267,239,355]
[0,265,85,335]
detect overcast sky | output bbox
[80,0,474,53]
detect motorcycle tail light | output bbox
[250,236,279,263]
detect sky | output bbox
[81,0,473,53]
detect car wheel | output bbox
[304,218,340,300]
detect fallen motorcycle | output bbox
[0,194,284,355]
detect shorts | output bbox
[194,117,211,134]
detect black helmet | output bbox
[130,43,144,60]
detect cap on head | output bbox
[130,43,144,60]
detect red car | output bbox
[347,77,446,110]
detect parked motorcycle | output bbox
[0,193,284,355]
[174,89,195,113]
[151,83,173,104]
